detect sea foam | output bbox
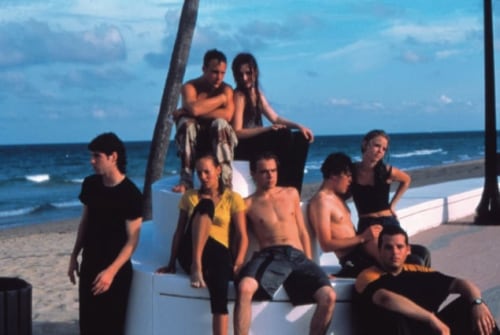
[392,149,443,158]
[25,174,50,183]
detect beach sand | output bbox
[0,159,496,334]
[0,219,81,335]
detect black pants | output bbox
[362,296,500,335]
[235,128,309,194]
[79,260,132,335]
[177,199,233,314]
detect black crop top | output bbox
[351,165,392,215]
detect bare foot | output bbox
[172,184,187,193]
[190,271,206,288]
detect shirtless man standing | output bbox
[233,152,335,335]
[308,152,382,277]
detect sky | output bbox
[0,0,498,144]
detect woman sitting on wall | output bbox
[157,153,248,335]
[231,52,314,193]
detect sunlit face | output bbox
[202,59,227,88]
[379,234,411,273]
[195,157,221,190]
[90,151,116,175]
[252,158,278,190]
[363,135,388,162]
[332,171,352,195]
[237,63,255,89]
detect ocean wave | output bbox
[25,174,50,183]
[392,149,443,158]
[0,200,81,219]
[0,205,38,218]
[69,178,84,184]
[52,200,81,208]
[305,162,322,171]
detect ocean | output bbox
[0,131,495,229]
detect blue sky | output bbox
[0,0,496,144]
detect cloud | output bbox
[318,40,376,60]
[383,17,481,45]
[329,98,352,106]
[0,20,126,68]
[435,49,460,59]
[92,108,107,119]
[400,50,426,63]
[144,8,326,69]
[439,94,453,104]
[57,67,134,89]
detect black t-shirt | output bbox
[79,174,142,268]
[363,267,455,312]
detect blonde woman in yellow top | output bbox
[157,153,248,335]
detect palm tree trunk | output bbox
[475,0,500,224]
[142,0,199,220]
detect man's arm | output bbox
[449,278,498,335]
[68,206,89,284]
[182,83,234,121]
[372,288,450,334]
[292,189,312,259]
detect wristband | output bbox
[471,298,484,307]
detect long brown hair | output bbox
[360,129,391,183]
[231,53,264,112]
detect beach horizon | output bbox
[0,158,497,335]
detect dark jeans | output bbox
[235,128,309,194]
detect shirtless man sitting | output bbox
[233,152,335,335]
[172,49,237,193]
[308,152,382,277]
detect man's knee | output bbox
[237,277,259,300]
[175,118,199,147]
[211,118,230,129]
[315,286,336,309]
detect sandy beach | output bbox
[0,158,497,334]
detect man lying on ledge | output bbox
[355,225,499,335]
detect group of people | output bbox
[171,49,313,194]
[161,104,500,335]
[65,48,499,335]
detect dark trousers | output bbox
[235,128,309,194]
[177,199,233,314]
[362,296,500,335]
[79,261,132,335]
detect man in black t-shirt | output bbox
[355,225,499,335]
[67,132,143,335]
